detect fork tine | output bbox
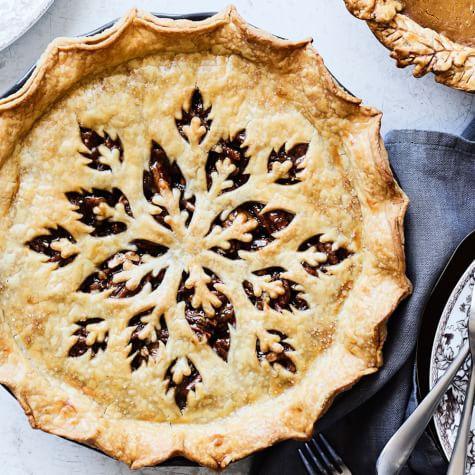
[304,442,330,475]
[311,438,337,474]
[299,448,318,475]
[317,433,344,471]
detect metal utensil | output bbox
[447,283,475,474]
[299,433,352,475]
[377,280,475,475]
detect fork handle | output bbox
[376,343,469,475]
[447,356,475,475]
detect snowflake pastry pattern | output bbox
[25,88,353,412]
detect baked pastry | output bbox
[345,0,475,91]
[0,7,411,469]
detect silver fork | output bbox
[298,433,352,475]
[447,282,475,474]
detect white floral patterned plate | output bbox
[430,259,475,469]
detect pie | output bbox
[0,7,411,469]
[345,0,475,91]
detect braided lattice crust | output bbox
[345,0,475,91]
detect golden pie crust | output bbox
[345,0,475,91]
[0,7,411,469]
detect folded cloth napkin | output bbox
[251,120,475,475]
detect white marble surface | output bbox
[0,1,473,474]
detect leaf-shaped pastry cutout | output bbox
[243,267,308,312]
[79,240,168,298]
[79,126,123,172]
[175,88,212,144]
[206,130,249,195]
[68,318,108,358]
[143,142,195,230]
[267,143,308,184]
[66,188,132,237]
[209,201,295,259]
[26,226,78,267]
[177,269,235,361]
[298,234,351,276]
[256,330,296,373]
[165,357,202,411]
[127,307,168,371]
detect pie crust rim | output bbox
[0,6,412,469]
[345,0,475,92]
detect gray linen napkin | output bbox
[252,121,475,475]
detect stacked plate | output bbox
[417,231,475,471]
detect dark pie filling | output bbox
[243,267,308,312]
[79,126,123,171]
[298,234,351,276]
[27,226,78,267]
[206,130,249,193]
[79,240,168,298]
[127,307,169,371]
[143,142,196,229]
[256,330,296,373]
[165,358,202,411]
[175,88,212,143]
[68,318,108,358]
[177,269,236,361]
[210,201,295,259]
[66,188,132,237]
[267,143,308,185]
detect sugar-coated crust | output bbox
[345,0,475,91]
[0,6,411,469]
